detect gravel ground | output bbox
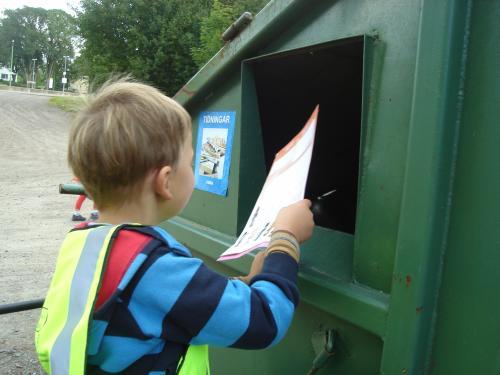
[0,91,86,374]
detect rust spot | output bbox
[405,275,412,287]
[416,306,423,314]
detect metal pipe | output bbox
[59,183,86,195]
[0,298,44,315]
[30,58,37,90]
[62,55,69,94]
[222,12,253,42]
[9,40,14,87]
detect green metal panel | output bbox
[208,302,382,375]
[381,1,472,373]
[430,1,500,374]
[177,0,422,295]
[161,0,500,373]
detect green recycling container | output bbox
[161,0,500,373]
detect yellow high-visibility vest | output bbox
[35,224,209,374]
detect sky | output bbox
[0,0,80,16]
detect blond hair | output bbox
[68,78,191,209]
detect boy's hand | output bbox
[237,200,314,284]
[238,251,266,284]
[273,199,314,244]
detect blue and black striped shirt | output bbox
[82,225,299,374]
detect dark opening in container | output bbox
[251,37,364,234]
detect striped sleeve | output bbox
[128,250,299,349]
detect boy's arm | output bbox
[190,230,300,349]
[129,234,300,349]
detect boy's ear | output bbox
[154,166,173,200]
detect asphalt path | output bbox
[0,91,81,374]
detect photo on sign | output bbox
[198,127,228,179]
[194,111,235,196]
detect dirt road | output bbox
[0,91,82,374]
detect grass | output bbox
[49,96,86,113]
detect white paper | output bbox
[218,106,318,261]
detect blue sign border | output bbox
[194,111,235,196]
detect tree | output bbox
[76,0,211,95]
[192,0,269,68]
[191,0,234,67]
[44,10,77,89]
[0,7,76,88]
[0,7,47,83]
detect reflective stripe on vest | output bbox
[36,225,116,374]
[35,224,210,375]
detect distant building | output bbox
[0,66,17,83]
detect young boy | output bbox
[35,79,314,375]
